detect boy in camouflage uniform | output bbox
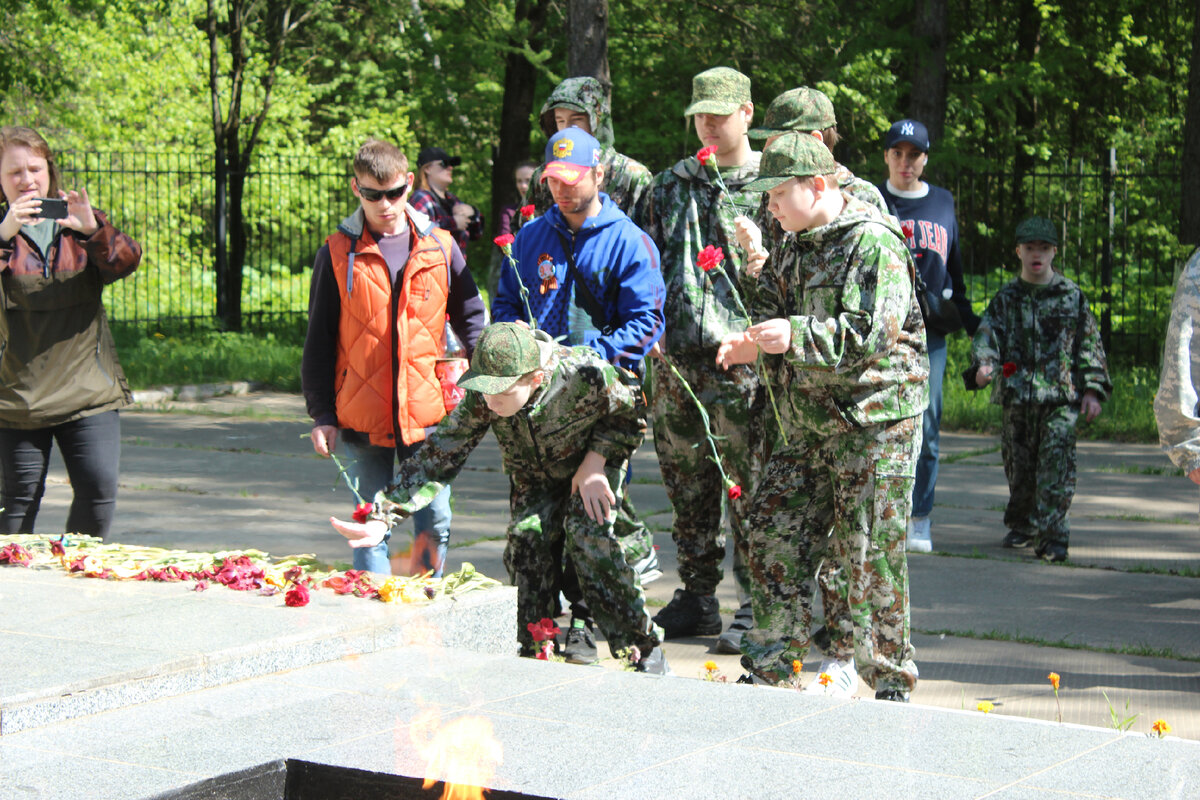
[964,217,1110,562]
[632,66,764,651]
[738,87,891,692]
[1155,247,1200,496]
[717,132,928,700]
[523,77,652,219]
[332,322,669,673]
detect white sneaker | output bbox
[907,516,932,553]
[631,549,663,584]
[804,658,858,698]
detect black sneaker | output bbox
[1002,530,1033,548]
[562,617,598,664]
[635,645,672,675]
[1037,542,1068,563]
[652,588,722,639]
[875,688,910,702]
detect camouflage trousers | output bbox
[649,355,764,598]
[502,463,662,657]
[1001,403,1078,547]
[740,418,920,693]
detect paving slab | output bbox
[2,644,1196,800]
[10,390,1200,756]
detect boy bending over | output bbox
[332,322,669,673]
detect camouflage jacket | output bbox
[753,162,888,257]
[1155,248,1200,474]
[752,197,929,438]
[380,344,646,513]
[965,272,1111,407]
[522,77,652,220]
[633,152,762,355]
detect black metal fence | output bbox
[947,151,1183,365]
[60,151,1183,362]
[58,152,352,326]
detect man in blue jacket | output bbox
[494,127,665,371]
[493,127,665,664]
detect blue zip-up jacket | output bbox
[492,192,665,370]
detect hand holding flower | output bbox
[734,215,765,257]
[747,318,791,354]
[330,516,389,549]
[975,364,994,388]
[716,332,757,370]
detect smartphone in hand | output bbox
[33,198,68,220]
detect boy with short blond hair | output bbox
[964,216,1110,562]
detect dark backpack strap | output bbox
[551,227,615,336]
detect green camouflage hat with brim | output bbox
[1015,216,1058,246]
[457,323,555,394]
[684,67,752,116]
[749,87,837,140]
[743,131,839,193]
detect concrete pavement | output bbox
[25,390,1200,741]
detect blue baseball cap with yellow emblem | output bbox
[541,127,601,186]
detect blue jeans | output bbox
[340,430,452,576]
[912,332,946,518]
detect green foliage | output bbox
[112,321,305,391]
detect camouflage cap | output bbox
[1015,216,1058,245]
[742,131,839,193]
[684,67,752,116]
[749,87,837,140]
[457,324,554,394]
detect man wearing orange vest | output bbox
[302,139,486,577]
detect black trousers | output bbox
[0,410,121,538]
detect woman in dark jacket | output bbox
[0,126,141,538]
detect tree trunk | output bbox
[490,0,550,230]
[567,0,609,88]
[909,0,947,146]
[1011,0,1042,224]
[1181,0,1200,245]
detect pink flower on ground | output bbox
[285,582,310,607]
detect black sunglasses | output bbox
[358,184,408,202]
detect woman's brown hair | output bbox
[0,126,61,199]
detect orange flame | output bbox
[412,709,503,800]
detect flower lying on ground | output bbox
[0,534,499,608]
[1151,719,1171,738]
[977,701,995,714]
[701,660,727,682]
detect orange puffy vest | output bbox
[328,218,453,447]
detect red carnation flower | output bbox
[697,244,725,273]
[527,617,561,642]
[727,484,743,501]
[493,233,515,250]
[285,582,311,607]
[696,145,718,165]
[352,502,372,524]
[519,204,535,220]
[1002,362,1017,378]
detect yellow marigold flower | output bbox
[792,659,803,674]
[1048,672,1061,691]
[704,660,718,673]
[378,577,402,604]
[977,701,995,714]
[1151,719,1171,737]
[818,672,832,687]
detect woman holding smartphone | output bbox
[0,126,141,538]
